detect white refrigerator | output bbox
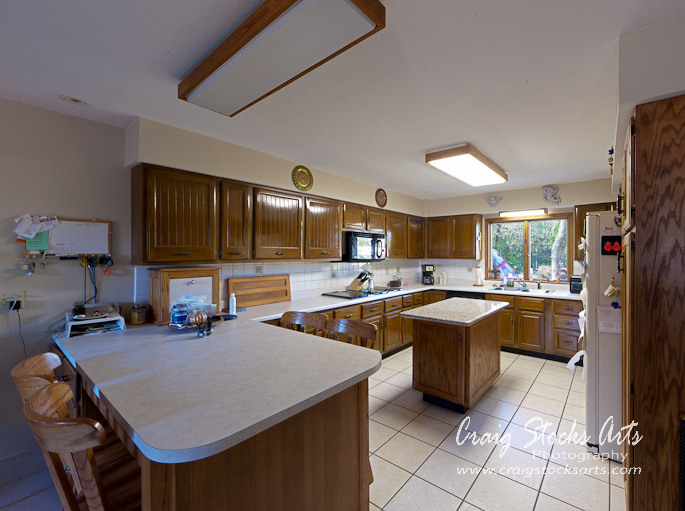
[583,211,623,462]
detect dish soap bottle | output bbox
[507,273,514,288]
[228,293,237,315]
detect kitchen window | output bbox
[486,213,572,282]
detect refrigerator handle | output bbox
[617,252,624,274]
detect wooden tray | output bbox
[227,274,291,308]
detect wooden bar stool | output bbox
[24,382,141,511]
[324,318,378,350]
[279,311,328,336]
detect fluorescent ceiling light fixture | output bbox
[179,0,385,117]
[425,144,508,187]
[499,209,548,218]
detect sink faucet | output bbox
[516,280,527,289]
[535,275,550,289]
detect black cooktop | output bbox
[321,287,403,300]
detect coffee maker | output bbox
[421,264,435,285]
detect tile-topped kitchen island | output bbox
[402,297,509,412]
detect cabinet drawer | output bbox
[554,315,580,331]
[333,305,361,320]
[485,294,514,307]
[553,300,583,315]
[384,296,403,312]
[362,301,383,319]
[553,329,580,356]
[517,297,545,312]
[402,295,413,309]
[413,292,425,306]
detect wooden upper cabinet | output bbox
[131,163,218,265]
[426,217,450,258]
[342,203,385,232]
[573,202,614,260]
[451,214,482,259]
[220,179,252,260]
[254,187,303,259]
[622,117,635,235]
[305,197,342,259]
[385,212,407,258]
[407,216,425,259]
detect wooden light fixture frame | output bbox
[425,144,509,183]
[178,0,385,117]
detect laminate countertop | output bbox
[55,317,381,464]
[400,297,510,326]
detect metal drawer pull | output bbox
[322,251,330,255]
[229,251,243,255]
[370,308,377,312]
[275,252,286,256]
[564,306,573,310]
[176,252,193,255]
[345,314,353,318]
[564,321,573,325]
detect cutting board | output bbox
[227,274,291,308]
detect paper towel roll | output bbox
[474,267,485,286]
[579,287,588,308]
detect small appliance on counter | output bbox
[569,275,582,294]
[65,303,125,337]
[422,264,435,285]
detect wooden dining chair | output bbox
[24,382,141,511]
[279,311,328,336]
[324,318,378,350]
[11,352,62,404]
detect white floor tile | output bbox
[375,432,435,472]
[503,423,555,460]
[382,358,412,372]
[371,403,419,430]
[466,471,539,511]
[416,449,480,499]
[370,381,408,402]
[566,391,586,408]
[370,396,389,415]
[422,404,466,426]
[461,411,509,438]
[536,373,573,389]
[472,397,518,421]
[373,366,401,382]
[438,430,497,466]
[520,393,565,417]
[610,482,627,511]
[385,372,413,389]
[495,375,534,392]
[561,403,586,424]
[384,476,462,511]
[485,385,527,405]
[540,468,610,511]
[369,419,398,452]
[401,414,456,447]
[539,365,574,380]
[527,382,570,402]
[369,455,412,509]
[504,366,540,381]
[609,462,626,489]
[549,438,611,482]
[484,444,548,490]
[392,389,430,413]
[511,407,561,434]
[571,379,586,393]
[534,493,581,510]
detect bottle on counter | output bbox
[229,293,237,315]
[130,304,147,325]
[368,273,375,293]
[507,273,514,287]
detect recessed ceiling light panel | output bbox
[426,144,507,187]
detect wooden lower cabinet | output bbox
[424,290,446,305]
[498,308,515,347]
[384,310,403,352]
[516,310,545,352]
[552,299,583,357]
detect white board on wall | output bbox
[26,218,112,256]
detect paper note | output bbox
[25,230,49,251]
[597,306,622,334]
[52,243,72,254]
[13,217,42,239]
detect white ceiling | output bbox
[2,0,685,199]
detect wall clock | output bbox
[375,188,387,208]
[292,165,313,191]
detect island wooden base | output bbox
[413,312,500,409]
[85,380,370,511]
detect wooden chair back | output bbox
[324,318,377,350]
[11,352,61,404]
[24,382,140,511]
[279,311,328,336]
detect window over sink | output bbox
[486,213,572,282]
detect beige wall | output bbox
[125,118,427,216]
[426,179,615,217]
[0,98,130,458]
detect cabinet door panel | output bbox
[305,197,342,259]
[622,118,635,234]
[517,311,545,351]
[402,316,413,345]
[366,208,385,233]
[451,214,481,259]
[553,330,580,357]
[385,212,407,258]
[254,188,303,259]
[147,166,217,262]
[407,216,426,258]
[366,316,383,352]
[383,311,403,352]
[342,203,366,230]
[499,308,515,347]
[427,217,450,258]
[220,179,252,260]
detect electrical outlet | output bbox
[332,272,337,278]
[255,265,263,274]
[1,291,25,310]
[468,267,473,273]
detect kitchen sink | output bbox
[519,289,554,294]
[487,287,554,294]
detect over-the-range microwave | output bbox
[342,231,385,262]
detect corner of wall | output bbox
[124,117,141,168]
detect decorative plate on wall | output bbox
[375,188,387,208]
[292,165,313,191]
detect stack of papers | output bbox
[13,214,59,251]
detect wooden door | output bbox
[621,231,635,506]
[573,202,614,260]
[516,311,545,352]
[451,214,481,259]
[426,217,450,258]
[385,212,407,258]
[305,197,342,259]
[366,207,385,233]
[498,308,515,347]
[342,203,365,230]
[407,216,425,259]
[384,310,403,352]
[254,187,303,259]
[622,118,635,234]
[220,179,252,260]
[145,166,218,263]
